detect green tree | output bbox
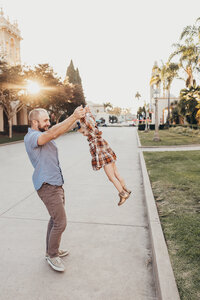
[66,60,77,84]
[107,106,122,116]
[24,64,74,123]
[150,62,161,89]
[0,61,25,138]
[170,106,181,124]
[63,84,86,116]
[71,84,86,107]
[137,106,146,120]
[76,68,82,85]
[163,62,179,123]
[178,85,200,124]
[103,102,113,112]
[150,61,179,124]
[135,91,141,101]
[65,60,85,110]
[169,41,200,88]
[180,18,200,44]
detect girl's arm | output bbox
[85,106,96,122]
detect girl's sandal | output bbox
[123,185,132,195]
[118,190,130,206]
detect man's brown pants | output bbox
[37,183,67,258]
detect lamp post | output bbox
[153,88,161,141]
[144,100,149,132]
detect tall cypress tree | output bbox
[65,60,86,107]
[76,68,82,85]
[66,60,77,84]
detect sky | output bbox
[1,0,200,113]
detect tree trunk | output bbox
[153,97,161,141]
[8,119,12,139]
[167,88,170,126]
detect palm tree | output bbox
[150,63,161,89]
[103,102,113,112]
[169,41,200,88]
[180,18,200,44]
[164,62,179,124]
[150,63,161,140]
[135,91,141,101]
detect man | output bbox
[24,106,85,272]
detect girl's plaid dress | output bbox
[80,112,117,170]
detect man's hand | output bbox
[37,105,86,145]
[73,105,86,120]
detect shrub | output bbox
[159,124,165,130]
[138,124,145,131]
[12,125,29,133]
[150,124,155,130]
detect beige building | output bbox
[0,8,28,132]
[150,96,179,124]
[87,101,110,123]
[0,8,22,65]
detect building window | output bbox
[10,38,15,63]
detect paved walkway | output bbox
[0,127,157,300]
[140,144,200,152]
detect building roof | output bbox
[0,8,22,40]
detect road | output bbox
[0,127,157,300]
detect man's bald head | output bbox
[28,108,48,123]
[29,108,50,132]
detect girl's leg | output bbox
[113,163,131,194]
[104,163,123,193]
[113,163,126,187]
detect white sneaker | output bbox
[46,256,65,272]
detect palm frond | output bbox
[195,17,200,24]
[180,25,192,40]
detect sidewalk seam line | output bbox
[0,216,147,228]
[0,191,35,217]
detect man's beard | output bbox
[38,127,46,132]
[38,122,49,132]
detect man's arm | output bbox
[38,106,85,146]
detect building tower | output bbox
[0,8,22,65]
[0,8,27,133]
[150,61,161,124]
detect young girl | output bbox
[77,106,131,206]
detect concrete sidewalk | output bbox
[141,145,200,151]
[0,127,157,300]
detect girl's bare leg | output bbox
[113,163,126,188]
[104,163,123,193]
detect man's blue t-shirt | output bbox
[24,128,64,190]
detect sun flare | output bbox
[26,80,41,94]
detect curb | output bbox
[0,140,24,147]
[137,130,180,300]
[139,144,200,148]
[136,129,141,147]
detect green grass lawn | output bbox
[0,133,25,144]
[138,130,200,146]
[144,151,200,300]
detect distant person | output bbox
[24,106,85,272]
[77,106,131,205]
